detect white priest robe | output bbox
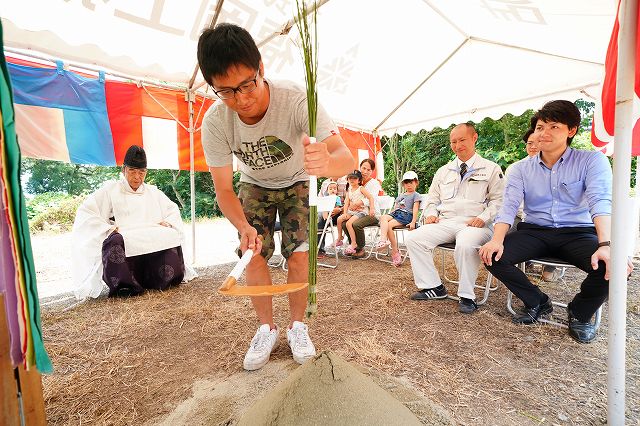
[72,179,196,299]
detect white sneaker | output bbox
[287,321,316,364]
[243,324,279,371]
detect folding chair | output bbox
[434,242,498,305]
[506,257,603,329]
[375,194,428,265]
[360,195,394,259]
[316,195,340,268]
[267,220,286,269]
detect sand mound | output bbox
[238,351,448,426]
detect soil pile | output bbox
[238,351,448,426]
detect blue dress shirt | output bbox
[495,147,612,228]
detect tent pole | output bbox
[635,156,640,256]
[187,90,197,265]
[609,0,636,424]
[188,0,225,89]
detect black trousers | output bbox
[485,223,607,322]
[102,232,185,297]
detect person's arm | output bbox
[343,194,351,214]
[478,222,511,265]
[424,169,443,223]
[409,194,420,230]
[209,165,262,256]
[303,133,354,178]
[591,215,614,279]
[475,163,505,226]
[492,161,524,229]
[361,188,375,216]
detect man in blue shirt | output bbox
[479,100,621,343]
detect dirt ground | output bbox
[35,232,640,426]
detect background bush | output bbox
[28,193,85,233]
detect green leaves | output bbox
[295,0,318,138]
[381,101,597,197]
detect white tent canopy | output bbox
[1,0,615,134]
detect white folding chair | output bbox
[375,193,428,265]
[360,195,394,259]
[434,242,498,305]
[316,195,339,268]
[506,257,603,329]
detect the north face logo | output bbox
[234,136,293,170]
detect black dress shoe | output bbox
[568,309,597,343]
[512,297,553,324]
[459,297,478,314]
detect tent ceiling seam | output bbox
[469,36,605,66]
[374,38,469,131]
[256,0,331,48]
[422,0,469,39]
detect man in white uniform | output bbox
[72,145,195,299]
[406,123,504,313]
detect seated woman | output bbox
[72,145,196,299]
[375,171,421,266]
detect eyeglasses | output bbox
[213,73,259,100]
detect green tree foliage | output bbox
[22,158,119,195]
[22,158,228,219]
[381,99,602,197]
[145,169,223,219]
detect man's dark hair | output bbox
[360,158,376,170]
[522,128,534,143]
[531,100,581,145]
[197,23,261,86]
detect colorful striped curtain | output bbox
[0,22,52,373]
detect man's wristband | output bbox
[598,241,611,247]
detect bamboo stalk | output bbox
[296,0,319,318]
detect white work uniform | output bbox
[405,154,504,300]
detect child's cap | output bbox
[402,171,418,181]
[347,170,363,180]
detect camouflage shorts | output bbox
[237,181,309,260]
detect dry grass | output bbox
[40,252,640,425]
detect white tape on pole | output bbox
[309,136,317,207]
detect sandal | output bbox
[343,246,357,255]
[392,252,403,267]
[374,240,390,251]
[328,240,344,249]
